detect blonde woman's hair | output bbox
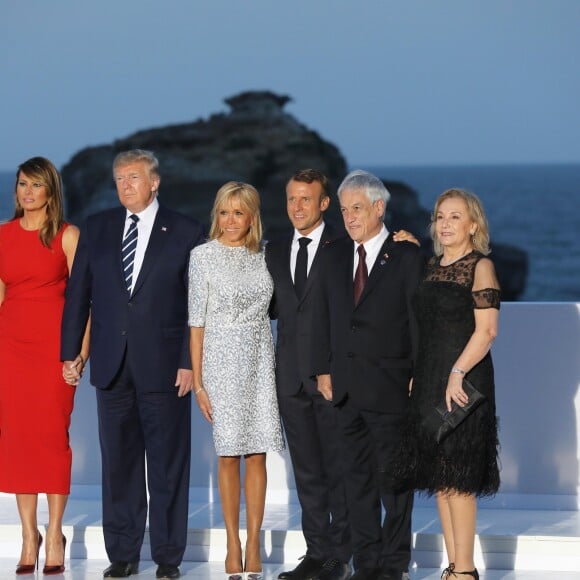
[430,188,491,256]
[14,157,64,248]
[209,182,263,253]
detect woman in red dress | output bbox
[0,157,88,574]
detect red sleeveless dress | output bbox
[0,219,74,494]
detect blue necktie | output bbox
[122,214,139,292]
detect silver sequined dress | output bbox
[188,239,284,456]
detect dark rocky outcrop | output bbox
[61,91,527,299]
[62,91,347,232]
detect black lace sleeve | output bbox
[472,288,501,310]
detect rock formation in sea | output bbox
[61,90,527,299]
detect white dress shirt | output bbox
[290,221,325,282]
[123,197,159,293]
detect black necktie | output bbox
[122,214,139,292]
[294,237,312,299]
[353,244,368,305]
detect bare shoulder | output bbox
[61,224,80,254]
[474,256,499,289]
[475,256,496,275]
[62,223,80,241]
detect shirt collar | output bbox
[354,224,389,254]
[293,221,325,246]
[126,197,159,226]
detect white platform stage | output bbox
[1,302,579,577]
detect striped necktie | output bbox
[122,214,139,292]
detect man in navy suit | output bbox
[312,171,424,580]
[265,170,351,580]
[61,150,205,579]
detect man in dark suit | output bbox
[61,150,205,580]
[312,170,424,580]
[265,170,351,580]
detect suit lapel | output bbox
[282,236,297,297]
[344,240,356,306]
[300,225,330,298]
[131,206,171,296]
[107,209,129,292]
[272,235,297,302]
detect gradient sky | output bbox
[1,0,579,171]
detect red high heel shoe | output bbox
[16,531,43,575]
[43,535,66,575]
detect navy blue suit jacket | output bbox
[61,203,205,391]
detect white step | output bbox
[1,492,579,572]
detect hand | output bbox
[445,374,469,411]
[62,355,85,386]
[175,368,194,397]
[393,229,420,247]
[194,388,213,424]
[317,374,333,402]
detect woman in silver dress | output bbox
[188,182,284,580]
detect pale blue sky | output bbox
[1,0,579,171]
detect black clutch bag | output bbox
[422,377,486,444]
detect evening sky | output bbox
[1,0,578,170]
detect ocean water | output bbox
[367,164,580,302]
[1,164,579,302]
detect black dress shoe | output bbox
[314,558,352,579]
[350,569,381,580]
[278,555,325,579]
[156,564,181,579]
[103,561,139,577]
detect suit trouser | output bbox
[278,386,351,562]
[96,357,191,566]
[337,397,412,572]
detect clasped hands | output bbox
[62,355,86,386]
[61,359,194,398]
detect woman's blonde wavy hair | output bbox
[209,182,263,253]
[430,188,491,256]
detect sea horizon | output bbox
[1,162,579,302]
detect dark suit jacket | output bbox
[266,224,343,396]
[311,234,424,413]
[61,204,205,391]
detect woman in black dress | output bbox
[398,189,500,579]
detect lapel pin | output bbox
[380,252,389,265]
[161,226,167,232]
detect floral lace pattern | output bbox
[425,251,500,310]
